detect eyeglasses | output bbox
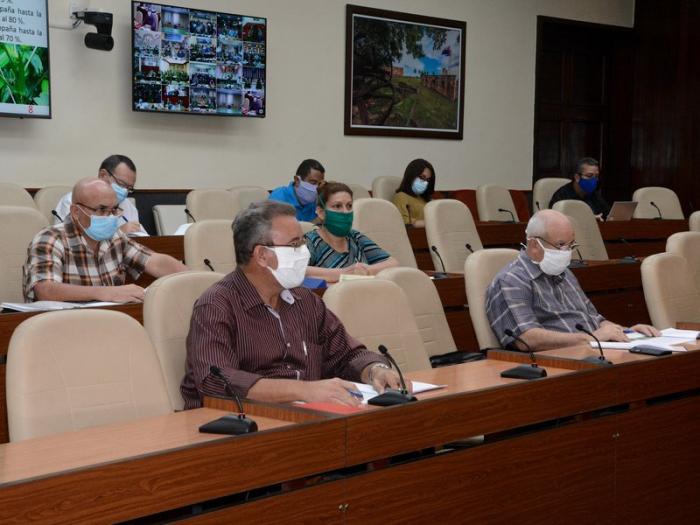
[106,170,135,193]
[76,202,124,217]
[259,241,306,250]
[536,237,579,251]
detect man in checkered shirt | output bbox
[23,178,186,303]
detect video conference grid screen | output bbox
[132,2,266,117]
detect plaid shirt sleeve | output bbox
[23,228,66,301]
[485,271,543,348]
[120,236,153,281]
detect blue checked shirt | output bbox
[485,251,605,348]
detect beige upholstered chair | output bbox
[464,248,519,350]
[0,206,49,302]
[0,183,36,209]
[228,186,269,215]
[323,279,430,372]
[347,183,371,200]
[424,199,483,273]
[666,231,700,293]
[371,176,401,202]
[352,198,417,268]
[33,185,72,223]
[299,221,317,234]
[641,253,700,328]
[476,184,519,222]
[184,220,236,273]
[185,189,235,222]
[532,177,569,211]
[6,309,172,441]
[144,271,225,410]
[153,204,187,235]
[689,211,700,232]
[552,200,608,260]
[632,187,684,219]
[376,267,456,357]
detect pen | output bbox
[121,215,129,223]
[346,388,364,400]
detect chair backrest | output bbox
[476,184,519,222]
[6,309,172,441]
[352,198,417,268]
[185,189,235,222]
[690,211,700,232]
[376,267,456,356]
[153,204,187,235]
[641,253,700,328]
[464,248,519,350]
[0,206,49,302]
[323,279,430,372]
[299,221,317,234]
[424,199,483,273]
[451,189,479,218]
[552,200,608,260]
[33,185,72,223]
[347,183,371,200]
[144,271,225,410]
[532,177,569,210]
[666,231,700,293]
[371,176,401,201]
[632,187,684,220]
[184,220,236,273]
[228,186,269,216]
[0,183,36,209]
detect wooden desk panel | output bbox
[137,235,185,261]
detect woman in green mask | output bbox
[305,182,399,282]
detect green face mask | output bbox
[323,208,354,237]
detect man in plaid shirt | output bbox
[23,178,187,303]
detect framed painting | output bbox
[344,4,466,139]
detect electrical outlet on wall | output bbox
[49,0,90,29]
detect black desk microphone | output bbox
[368,345,417,406]
[500,329,547,380]
[199,366,258,435]
[430,246,449,279]
[203,258,215,272]
[575,323,613,366]
[650,201,663,220]
[498,208,516,223]
[465,243,474,254]
[51,210,64,222]
[185,208,197,222]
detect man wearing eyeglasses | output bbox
[181,200,402,409]
[485,210,658,351]
[54,154,147,236]
[23,178,186,303]
[549,157,610,220]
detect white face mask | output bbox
[535,239,571,276]
[265,245,310,289]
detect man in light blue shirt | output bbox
[268,159,325,222]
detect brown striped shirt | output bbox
[181,267,386,409]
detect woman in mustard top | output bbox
[392,158,436,226]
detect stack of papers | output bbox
[351,381,444,404]
[1,301,123,313]
[593,328,699,352]
[339,274,375,282]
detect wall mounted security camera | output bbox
[73,11,114,51]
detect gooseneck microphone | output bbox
[500,329,547,380]
[618,238,639,263]
[51,210,64,222]
[199,366,258,435]
[184,208,197,222]
[465,243,474,254]
[650,201,663,220]
[498,208,516,223]
[368,345,417,406]
[535,201,541,211]
[203,258,215,272]
[430,245,449,279]
[575,323,613,366]
[569,248,587,268]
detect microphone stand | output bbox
[368,345,417,406]
[618,238,639,264]
[498,208,516,223]
[575,324,613,366]
[199,366,258,435]
[430,245,449,279]
[650,201,663,220]
[500,329,547,380]
[568,248,587,268]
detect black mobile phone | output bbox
[630,345,673,357]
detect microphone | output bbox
[500,329,547,380]
[535,201,541,211]
[498,208,516,223]
[575,323,613,366]
[185,208,197,222]
[51,210,63,222]
[203,258,215,272]
[618,238,639,263]
[465,243,474,254]
[199,366,258,435]
[368,345,417,406]
[650,201,663,220]
[406,204,414,228]
[569,247,587,268]
[430,245,448,279]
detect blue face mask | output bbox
[111,182,129,203]
[578,177,598,195]
[412,178,429,195]
[84,215,121,241]
[295,179,318,205]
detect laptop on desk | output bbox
[606,201,638,221]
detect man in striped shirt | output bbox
[485,210,659,351]
[181,201,401,409]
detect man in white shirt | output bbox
[54,154,148,236]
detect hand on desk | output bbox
[302,378,362,407]
[97,284,146,303]
[629,324,661,337]
[365,366,406,394]
[594,322,661,342]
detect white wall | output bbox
[0,0,634,190]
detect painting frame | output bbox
[344,4,466,140]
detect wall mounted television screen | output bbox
[0,0,51,118]
[132,1,266,117]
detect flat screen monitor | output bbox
[0,0,51,118]
[131,1,266,117]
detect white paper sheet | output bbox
[1,300,124,312]
[352,381,445,404]
[592,337,689,352]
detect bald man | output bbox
[485,210,658,351]
[23,178,186,303]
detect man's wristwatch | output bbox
[367,362,391,383]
